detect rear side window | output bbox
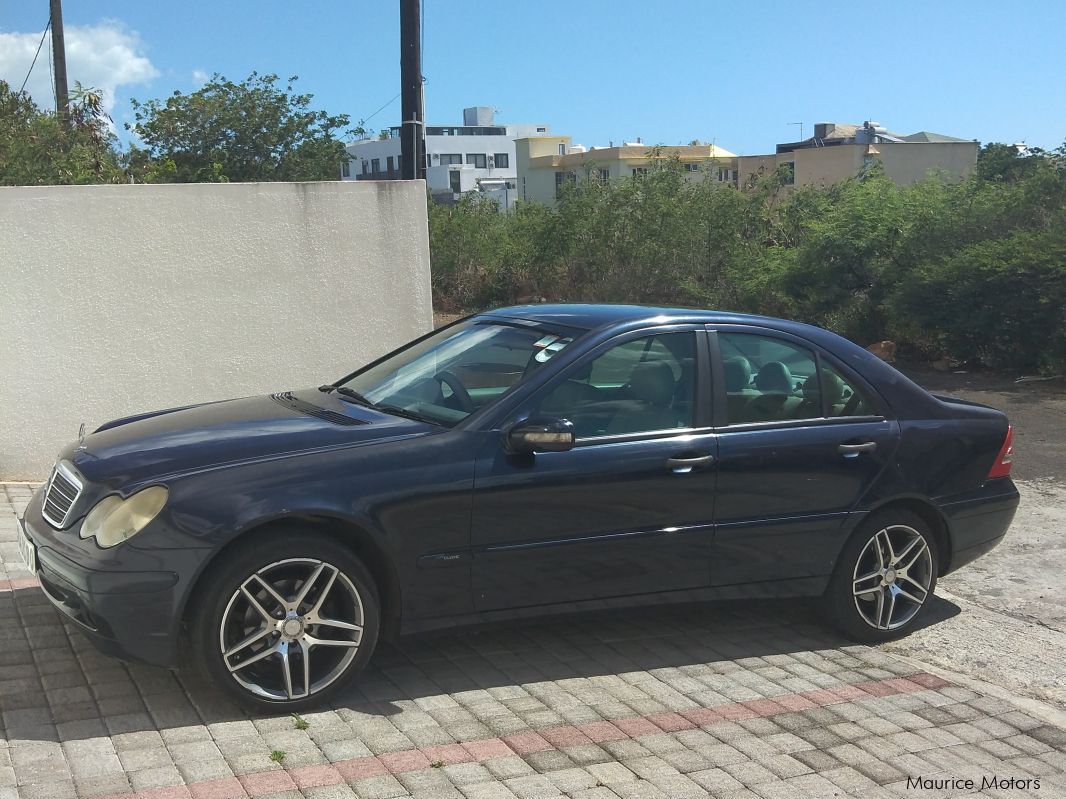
[719,332,821,424]
[719,332,879,425]
[822,363,876,417]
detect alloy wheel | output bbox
[219,558,364,701]
[852,525,933,631]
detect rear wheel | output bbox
[185,530,379,711]
[825,510,938,642]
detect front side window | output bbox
[439,153,463,165]
[493,153,509,168]
[466,153,487,168]
[341,321,576,427]
[536,333,695,439]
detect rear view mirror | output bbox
[507,418,575,454]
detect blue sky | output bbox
[3,0,1065,154]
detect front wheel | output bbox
[825,510,938,642]
[185,530,380,711]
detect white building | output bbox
[342,106,549,209]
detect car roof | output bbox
[482,303,821,336]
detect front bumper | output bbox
[19,490,191,667]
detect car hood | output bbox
[65,389,434,487]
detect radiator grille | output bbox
[42,462,83,528]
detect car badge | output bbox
[77,422,87,449]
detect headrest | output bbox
[754,361,793,395]
[629,361,675,407]
[822,371,845,405]
[723,357,753,391]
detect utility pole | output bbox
[50,0,69,125]
[399,0,425,180]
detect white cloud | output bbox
[0,20,158,116]
[192,68,209,86]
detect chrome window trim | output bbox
[41,460,84,529]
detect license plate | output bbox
[17,524,38,574]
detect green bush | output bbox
[429,143,1066,374]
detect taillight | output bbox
[988,424,1014,479]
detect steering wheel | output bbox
[434,371,475,413]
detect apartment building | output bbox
[342,106,549,207]
[737,121,978,188]
[515,136,739,206]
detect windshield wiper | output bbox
[372,403,443,426]
[318,384,374,407]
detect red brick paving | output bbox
[93,670,953,799]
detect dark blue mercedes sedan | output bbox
[19,305,1019,709]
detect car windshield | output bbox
[339,319,577,426]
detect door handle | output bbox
[666,453,715,473]
[838,441,877,458]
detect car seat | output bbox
[744,361,802,422]
[604,361,684,434]
[723,356,758,422]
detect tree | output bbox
[127,72,360,183]
[0,80,124,185]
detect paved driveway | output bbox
[1,484,1064,799]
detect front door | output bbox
[470,329,717,611]
[709,327,900,587]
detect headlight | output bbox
[79,486,169,548]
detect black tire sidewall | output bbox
[185,530,380,712]
[826,509,939,643]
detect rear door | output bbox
[708,326,900,587]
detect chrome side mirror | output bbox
[506,418,575,454]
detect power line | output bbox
[19,18,52,94]
[359,92,401,126]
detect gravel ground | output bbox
[886,367,1066,712]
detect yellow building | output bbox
[515,136,739,206]
[737,121,978,189]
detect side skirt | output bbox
[397,576,830,637]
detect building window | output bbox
[439,153,462,165]
[782,161,795,185]
[361,160,369,175]
[493,153,509,169]
[684,163,700,172]
[449,170,461,194]
[555,171,576,198]
[466,153,487,169]
[631,167,648,177]
[341,160,351,178]
[386,156,394,173]
[558,143,566,156]
[370,158,380,174]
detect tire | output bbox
[184,529,380,712]
[824,509,939,643]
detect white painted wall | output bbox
[344,122,547,193]
[0,180,433,478]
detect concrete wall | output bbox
[738,142,978,190]
[0,180,433,478]
[876,141,979,183]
